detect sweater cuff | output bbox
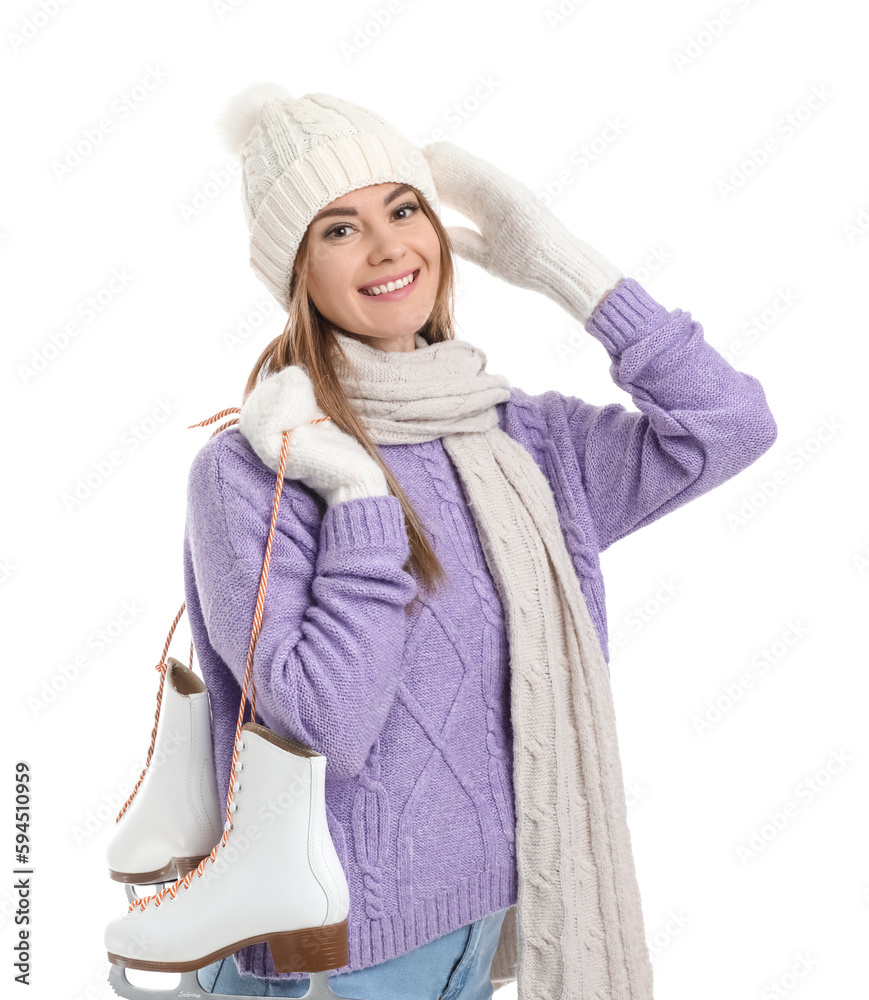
[585,277,667,355]
[321,494,409,552]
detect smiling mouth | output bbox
[358,268,420,296]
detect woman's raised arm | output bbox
[514,278,778,551]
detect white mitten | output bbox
[421,140,624,326]
[238,366,390,508]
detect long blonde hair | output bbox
[242,186,454,596]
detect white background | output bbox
[3,0,867,998]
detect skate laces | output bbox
[115,604,192,824]
[129,406,331,912]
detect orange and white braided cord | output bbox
[128,406,330,911]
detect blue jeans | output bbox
[197,908,508,999]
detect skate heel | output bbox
[173,855,209,878]
[267,918,350,974]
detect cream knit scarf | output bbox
[330,328,654,1000]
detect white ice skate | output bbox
[107,654,223,887]
[106,722,354,1000]
[105,412,360,1000]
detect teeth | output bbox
[361,271,416,296]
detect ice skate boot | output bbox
[107,656,222,884]
[106,722,354,999]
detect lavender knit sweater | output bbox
[182,278,777,980]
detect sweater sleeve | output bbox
[185,432,418,779]
[531,278,779,552]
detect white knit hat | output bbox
[215,83,441,312]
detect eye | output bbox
[393,200,420,220]
[323,222,352,240]
[322,201,421,240]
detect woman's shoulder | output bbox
[497,385,555,445]
[187,427,323,530]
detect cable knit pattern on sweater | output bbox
[182,278,777,980]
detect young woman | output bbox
[180,85,778,999]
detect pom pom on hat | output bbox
[216,81,293,154]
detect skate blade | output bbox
[108,962,359,999]
[109,857,208,885]
[123,880,177,907]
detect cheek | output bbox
[307,258,352,308]
[420,228,442,271]
[305,274,325,311]
[425,246,442,287]
[307,235,336,273]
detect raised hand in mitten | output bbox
[238,366,390,509]
[421,140,623,326]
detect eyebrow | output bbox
[310,184,414,225]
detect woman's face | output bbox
[305,183,441,353]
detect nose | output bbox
[366,220,407,263]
